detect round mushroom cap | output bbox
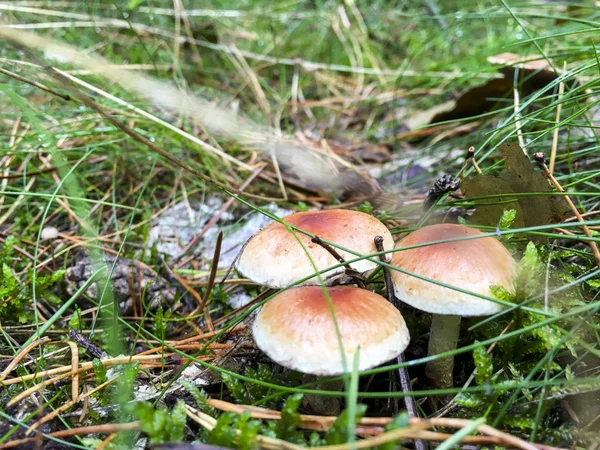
[390,223,515,316]
[253,286,410,376]
[236,209,393,288]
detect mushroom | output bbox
[236,209,394,288]
[253,285,410,376]
[253,285,410,415]
[389,223,515,389]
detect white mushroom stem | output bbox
[425,314,461,390]
[301,375,343,416]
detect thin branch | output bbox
[374,235,426,450]
[310,236,366,288]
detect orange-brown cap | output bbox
[390,224,515,316]
[252,286,410,375]
[236,209,393,288]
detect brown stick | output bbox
[374,236,427,450]
[0,66,72,100]
[374,236,400,310]
[201,230,223,333]
[0,338,49,382]
[310,236,366,288]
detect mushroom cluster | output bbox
[237,209,410,377]
[238,208,516,400]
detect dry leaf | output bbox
[407,53,577,132]
[429,78,513,124]
[462,142,569,229]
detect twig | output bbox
[534,153,600,269]
[311,236,366,288]
[374,236,426,450]
[0,338,49,382]
[139,325,246,348]
[186,405,304,450]
[373,237,400,313]
[26,375,119,435]
[394,352,419,419]
[200,401,552,450]
[68,329,105,359]
[135,342,248,356]
[66,340,79,403]
[202,231,223,333]
[310,236,347,265]
[96,433,118,450]
[1,354,177,386]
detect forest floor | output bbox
[0,1,600,449]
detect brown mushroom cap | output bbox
[252,286,410,375]
[236,209,394,288]
[390,223,515,316]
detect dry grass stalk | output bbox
[1,354,180,387]
[0,422,140,450]
[549,62,566,174]
[187,402,552,450]
[26,376,119,435]
[0,337,49,382]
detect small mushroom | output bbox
[236,209,394,288]
[390,223,515,390]
[253,285,410,376]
